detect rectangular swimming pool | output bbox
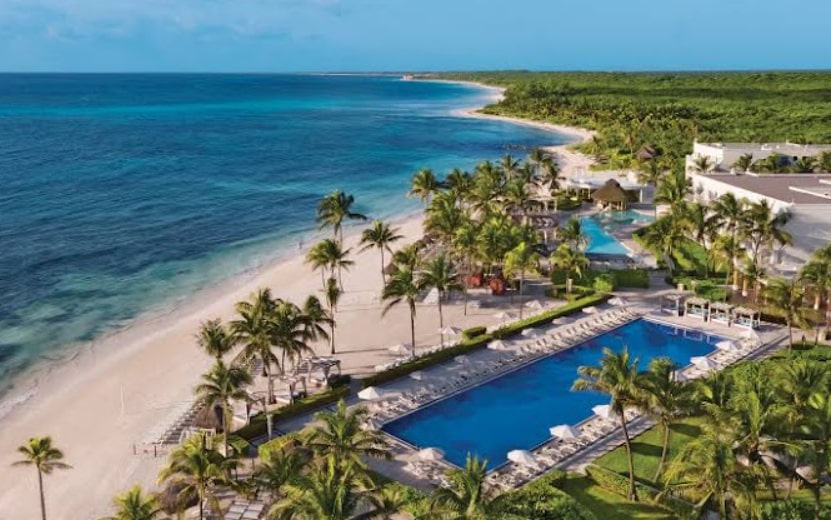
[383,319,721,468]
[580,210,654,256]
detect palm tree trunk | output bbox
[518,269,525,319]
[409,302,416,358]
[329,319,336,355]
[655,422,670,483]
[788,319,794,350]
[199,486,205,520]
[380,249,386,285]
[619,413,638,501]
[37,468,46,520]
[222,401,230,457]
[265,360,274,404]
[437,293,444,346]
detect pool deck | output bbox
[268,280,788,492]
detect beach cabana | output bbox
[358,387,384,400]
[418,447,445,461]
[549,424,580,440]
[507,449,538,467]
[709,302,733,325]
[592,404,614,420]
[691,356,718,370]
[590,179,629,211]
[732,306,761,329]
[684,297,709,321]
[660,293,686,316]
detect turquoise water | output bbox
[383,319,721,467]
[0,74,568,387]
[581,210,654,255]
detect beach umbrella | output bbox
[525,299,544,310]
[507,449,538,466]
[608,297,627,306]
[521,328,541,338]
[494,311,518,322]
[549,424,580,440]
[388,343,411,356]
[439,326,462,336]
[691,356,718,370]
[592,404,614,419]
[740,329,761,343]
[582,306,598,314]
[358,387,384,400]
[409,371,425,381]
[487,340,509,351]
[715,340,738,351]
[551,317,571,325]
[418,447,445,461]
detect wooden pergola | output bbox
[591,179,629,211]
[661,292,686,315]
[709,302,733,325]
[732,306,761,329]
[684,297,709,321]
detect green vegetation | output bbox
[560,475,673,520]
[553,268,650,290]
[435,71,831,169]
[496,471,597,519]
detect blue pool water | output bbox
[581,210,654,255]
[383,319,721,468]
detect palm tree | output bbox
[100,486,164,520]
[251,438,310,499]
[803,391,831,515]
[382,267,422,353]
[324,277,342,355]
[551,243,588,294]
[445,168,474,200]
[270,458,378,520]
[792,156,817,173]
[689,155,715,174]
[573,348,642,500]
[741,259,766,303]
[683,202,715,276]
[428,455,504,519]
[558,217,586,250]
[367,484,411,520]
[316,190,367,242]
[452,222,479,317]
[13,436,71,520]
[711,192,747,288]
[271,300,315,375]
[818,151,831,173]
[665,432,761,519]
[409,168,443,207]
[196,319,235,361]
[655,168,691,214]
[744,199,792,265]
[417,254,462,337]
[390,242,422,272]
[503,241,539,318]
[764,277,811,350]
[232,288,280,404]
[304,400,390,467]
[195,360,252,456]
[359,220,403,285]
[302,295,332,352]
[307,238,354,291]
[640,216,686,276]
[425,192,466,245]
[732,153,754,173]
[640,357,692,482]
[157,434,232,520]
[499,153,521,180]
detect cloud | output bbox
[0,0,347,39]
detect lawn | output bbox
[594,418,705,487]
[561,475,675,520]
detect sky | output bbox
[1,0,830,72]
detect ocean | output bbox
[0,74,568,391]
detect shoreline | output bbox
[0,80,595,519]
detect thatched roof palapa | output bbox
[590,179,628,203]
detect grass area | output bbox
[561,475,675,520]
[594,418,704,487]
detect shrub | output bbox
[496,470,596,520]
[462,326,487,340]
[612,269,650,289]
[327,374,352,388]
[761,500,831,520]
[235,386,350,441]
[593,273,616,293]
[585,465,693,517]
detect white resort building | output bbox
[687,141,831,173]
[689,171,831,270]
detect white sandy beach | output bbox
[0,85,594,519]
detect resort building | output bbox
[687,141,831,173]
[689,171,831,268]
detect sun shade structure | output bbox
[507,449,538,466]
[388,343,411,356]
[716,340,738,351]
[358,387,384,400]
[493,311,518,321]
[582,306,598,314]
[521,328,541,338]
[409,371,424,381]
[524,299,544,309]
[608,297,627,306]
[549,424,580,439]
[691,356,717,370]
[418,447,445,461]
[592,404,614,419]
[487,339,510,350]
[590,179,630,210]
[438,326,462,335]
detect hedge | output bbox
[552,269,650,290]
[585,464,694,517]
[497,470,597,520]
[235,385,351,441]
[360,293,611,388]
[462,326,487,340]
